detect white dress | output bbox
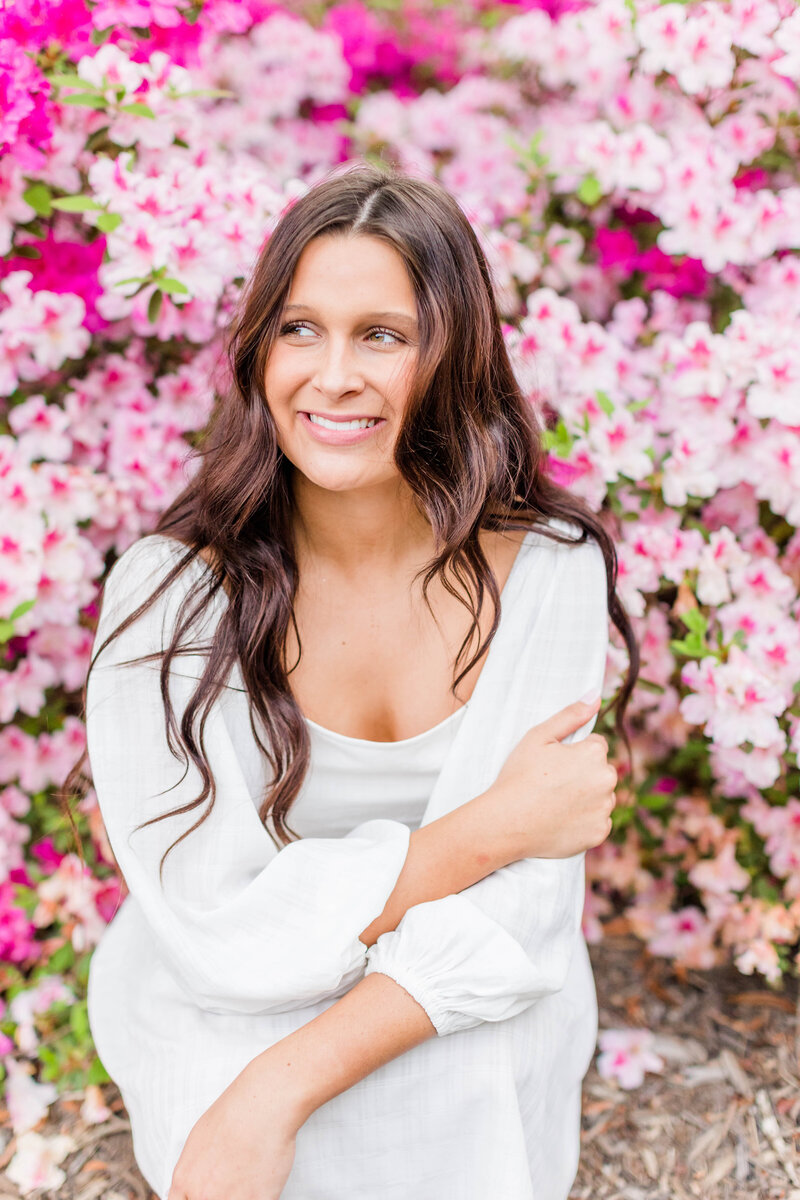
[86,519,608,1200]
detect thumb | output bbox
[534,694,601,743]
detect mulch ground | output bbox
[1,934,798,1200]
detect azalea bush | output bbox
[2,0,800,1173]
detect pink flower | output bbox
[0,882,39,965]
[596,1027,665,1089]
[0,39,52,164]
[0,234,107,335]
[0,0,94,58]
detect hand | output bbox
[488,695,617,860]
[166,1053,303,1200]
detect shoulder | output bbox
[102,534,195,605]
[98,534,219,640]
[520,516,605,569]
[516,517,608,614]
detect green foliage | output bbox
[22,182,53,216]
[669,607,711,659]
[51,194,104,212]
[595,389,615,417]
[59,93,108,110]
[542,416,574,458]
[0,599,36,644]
[577,174,603,206]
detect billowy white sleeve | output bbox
[86,536,410,1016]
[363,536,609,1036]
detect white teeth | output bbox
[308,414,378,431]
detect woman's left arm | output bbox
[167,972,434,1200]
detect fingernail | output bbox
[579,687,601,704]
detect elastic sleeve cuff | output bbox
[363,892,546,1037]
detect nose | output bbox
[310,335,365,399]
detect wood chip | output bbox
[686,1098,739,1164]
[755,1086,800,1186]
[719,1047,754,1097]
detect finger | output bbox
[535,697,600,743]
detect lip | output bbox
[298,411,386,446]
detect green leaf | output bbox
[639,792,674,812]
[669,634,712,659]
[95,212,122,233]
[51,195,103,212]
[158,277,189,296]
[59,93,108,110]
[147,288,163,323]
[577,174,602,206]
[87,1056,111,1085]
[628,397,651,412]
[12,244,42,259]
[70,1001,90,1041]
[680,608,707,635]
[543,417,574,458]
[48,73,100,89]
[119,102,156,118]
[595,389,614,417]
[9,599,35,622]
[23,182,53,217]
[0,619,15,644]
[46,941,75,972]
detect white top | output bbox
[86,519,609,1200]
[291,705,469,838]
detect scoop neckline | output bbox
[301,530,534,747]
[305,700,469,748]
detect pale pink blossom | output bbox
[680,647,787,748]
[79,1084,113,1125]
[5,1129,76,1195]
[688,839,751,898]
[647,905,721,968]
[596,1027,665,1089]
[8,977,75,1057]
[4,1058,58,1134]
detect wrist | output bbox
[470,781,530,867]
[246,1038,319,1130]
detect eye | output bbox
[280,322,315,337]
[366,327,403,345]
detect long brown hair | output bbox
[67,160,640,883]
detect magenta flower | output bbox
[0,882,39,965]
[324,2,419,94]
[1,234,108,335]
[594,227,640,272]
[635,246,710,299]
[0,0,93,58]
[29,838,66,875]
[0,39,52,166]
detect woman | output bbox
[80,161,638,1200]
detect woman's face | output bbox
[264,233,420,494]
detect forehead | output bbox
[287,235,417,314]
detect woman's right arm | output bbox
[358,694,613,947]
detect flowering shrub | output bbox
[2,0,800,1152]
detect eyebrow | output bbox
[282,303,417,325]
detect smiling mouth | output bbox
[303,412,383,430]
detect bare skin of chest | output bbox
[285,529,527,742]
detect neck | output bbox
[290,471,435,575]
